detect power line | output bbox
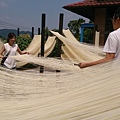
[0,20,38,31]
[0,21,30,30]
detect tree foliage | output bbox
[84,28,94,44]
[68,18,94,44]
[68,18,85,40]
[16,36,32,51]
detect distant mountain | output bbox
[0,29,32,38]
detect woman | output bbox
[79,7,120,68]
[0,32,29,69]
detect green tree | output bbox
[68,19,95,44]
[84,28,94,44]
[68,18,85,40]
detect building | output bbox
[63,0,120,46]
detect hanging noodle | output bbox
[0,32,120,120]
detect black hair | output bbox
[113,7,120,20]
[7,33,16,42]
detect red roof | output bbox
[63,0,120,20]
[64,0,120,7]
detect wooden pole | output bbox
[56,13,64,72]
[32,27,34,39]
[38,28,40,35]
[57,13,64,57]
[17,28,19,36]
[40,14,46,73]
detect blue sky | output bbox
[0,0,89,33]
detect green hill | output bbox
[0,29,32,38]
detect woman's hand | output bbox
[25,52,30,54]
[0,54,4,58]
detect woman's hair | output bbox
[7,32,16,42]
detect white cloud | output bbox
[0,1,8,8]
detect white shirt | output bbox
[103,28,120,60]
[4,43,18,69]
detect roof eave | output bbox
[63,3,120,21]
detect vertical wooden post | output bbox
[56,13,64,72]
[17,28,19,36]
[57,13,64,57]
[37,28,41,57]
[40,14,46,73]
[41,14,45,57]
[38,28,40,35]
[93,24,97,44]
[32,27,34,39]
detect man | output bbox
[79,8,120,68]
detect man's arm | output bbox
[79,53,115,68]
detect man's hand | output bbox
[78,63,88,68]
[74,62,88,68]
[74,63,88,68]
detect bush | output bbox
[16,36,32,51]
